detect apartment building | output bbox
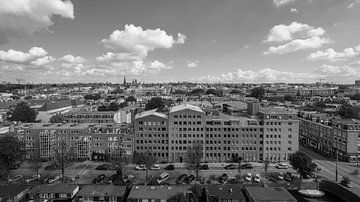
[134,109,169,162]
[299,112,360,162]
[168,104,206,163]
[259,108,299,162]
[22,123,133,160]
[63,110,124,124]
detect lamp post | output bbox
[335,149,338,182]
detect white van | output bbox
[157,172,169,184]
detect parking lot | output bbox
[3,161,298,186]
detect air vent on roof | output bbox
[168,186,172,190]
[150,186,155,190]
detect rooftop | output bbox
[245,187,296,201]
[128,185,192,199]
[135,109,168,120]
[29,184,79,194]
[77,185,126,196]
[23,123,91,129]
[204,185,245,199]
[0,185,29,197]
[170,104,204,114]
[260,107,298,114]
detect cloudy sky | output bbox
[0,0,360,84]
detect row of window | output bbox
[173,115,202,119]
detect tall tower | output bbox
[123,76,127,86]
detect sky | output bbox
[0,0,360,84]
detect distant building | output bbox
[76,185,127,202]
[127,185,192,202]
[36,99,83,122]
[28,184,79,202]
[204,185,246,202]
[63,110,124,124]
[356,80,360,86]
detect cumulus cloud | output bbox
[30,56,56,66]
[96,52,142,62]
[0,0,74,44]
[265,22,325,42]
[60,54,86,63]
[186,60,199,68]
[290,8,298,13]
[0,47,48,63]
[264,22,330,54]
[307,44,360,62]
[191,65,360,83]
[273,0,296,7]
[265,36,331,55]
[101,24,186,58]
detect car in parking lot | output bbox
[176,174,188,184]
[135,165,147,170]
[254,174,260,183]
[48,175,61,184]
[224,164,237,170]
[186,175,195,184]
[284,172,292,181]
[164,164,175,170]
[277,173,284,180]
[245,173,252,182]
[241,163,253,169]
[276,163,288,169]
[218,174,228,184]
[25,174,40,183]
[200,164,209,170]
[9,175,23,182]
[151,164,161,170]
[123,175,134,183]
[93,174,106,184]
[157,172,169,184]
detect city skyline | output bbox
[0,0,360,84]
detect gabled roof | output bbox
[77,185,126,196]
[170,104,204,114]
[135,109,168,120]
[29,184,79,194]
[245,187,296,201]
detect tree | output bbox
[132,152,157,185]
[205,89,221,97]
[186,141,203,181]
[188,88,205,96]
[50,114,64,123]
[54,140,76,178]
[338,103,360,119]
[108,148,129,185]
[289,151,316,178]
[284,95,294,102]
[108,102,120,111]
[126,96,137,102]
[231,155,243,176]
[84,94,101,100]
[7,102,37,123]
[32,157,43,180]
[264,159,270,178]
[0,135,25,180]
[145,97,165,111]
[249,87,265,99]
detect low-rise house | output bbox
[204,185,246,202]
[76,185,127,202]
[127,185,193,202]
[28,184,79,201]
[0,185,29,202]
[244,187,296,202]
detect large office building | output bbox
[299,112,360,162]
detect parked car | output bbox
[241,163,253,169]
[186,175,195,184]
[25,174,40,183]
[164,164,175,170]
[276,163,288,169]
[176,174,188,184]
[93,174,106,184]
[123,175,134,183]
[224,164,237,170]
[157,172,169,184]
[151,164,161,170]
[135,165,147,170]
[269,176,277,183]
[200,164,209,170]
[9,175,23,182]
[254,174,261,183]
[95,164,109,170]
[277,173,284,180]
[48,175,61,184]
[340,179,353,188]
[218,174,228,184]
[284,172,292,181]
[245,173,252,182]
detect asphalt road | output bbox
[300,146,360,191]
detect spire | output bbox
[123,76,126,85]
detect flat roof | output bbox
[204,185,245,199]
[0,185,29,197]
[245,187,296,201]
[23,123,90,129]
[260,107,298,114]
[128,185,192,199]
[77,185,126,196]
[29,184,79,194]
